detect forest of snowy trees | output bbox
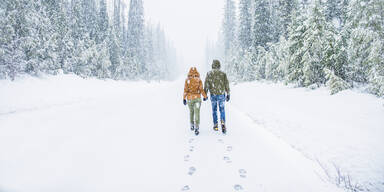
[208,0,384,97]
[0,0,177,80]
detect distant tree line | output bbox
[0,0,177,80]
[208,0,383,96]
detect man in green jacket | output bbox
[204,60,230,134]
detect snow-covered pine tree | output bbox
[286,8,308,85]
[31,0,59,75]
[94,41,112,79]
[44,0,73,73]
[121,3,127,53]
[0,1,27,79]
[238,0,252,50]
[345,0,384,85]
[127,0,145,78]
[252,0,273,50]
[277,0,298,39]
[143,24,155,80]
[269,1,280,42]
[252,46,267,80]
[367,39,384,97]
[338,0,350,29]
[97,0,109,44]
[265,37,289,81]
[222,0,237,56]
[324,68,351,95]
[325,0,341,22]
[331,32,348,81]
[82,0,98,41]
[301,1,337,87]
[113,0,121,40]
[109,27,123,79]
[222,0,238,79]
[238,49,253,81]
[2,0,58,77]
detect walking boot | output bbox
[221,121,226,134]
[213,123,219,131]
[195,124,200,136]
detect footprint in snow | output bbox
[223,156,232,163]
[239,169,247,178]
[234,184,243,191]
[184,155,190,162]
[188,138,194,143]
[181,185,190,191]
[188,166,196,175]
[226,146,233,152]
[189,146,194,152]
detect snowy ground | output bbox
[232,82,384,192]
[0,75,381,192]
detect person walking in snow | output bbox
[183,67,208,135]
[204,60,230,134]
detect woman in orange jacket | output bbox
[183,67,208,135]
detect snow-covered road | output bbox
[0,76,343,192]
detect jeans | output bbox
[188,98,202,125]
[210,94,226,125]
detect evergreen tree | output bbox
[345,0,384,84]
[301,1,336,86]
[82,0,98,40]
[109,27,123,79]
[324,68,351,94]
[286,8,308,85]
[113,0,121,38]
[97,0,109,43]
[277,0,298,38]
[238,0,252,50]
[0,2,26,79]
[253,0,273,50]
[325,0,341,22]
[127,0,145,78]
[265,37,288,81]
[338,0,350,28]
[222,0,237,55]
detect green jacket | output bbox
[204,64,230,96]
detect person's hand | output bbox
[203,97,208,101]
[183,99,187,105]
[226,95,230,102]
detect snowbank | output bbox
[232,82,384,192]
[0,75,161,115]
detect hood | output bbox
[212,60,221,69]
[188,67,200,78]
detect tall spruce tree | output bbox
[253,0,273,50]
[127,0,145,78]
[301,1,336,86]
[97,0,109,43]
[286,7,308,85]
[238,0,252,50]
[278,0,297,38]
[222,0,237,55]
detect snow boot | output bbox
[195,125,200,136]
[190,123,195,131]
[213,123,219,131]
[221,122,226,134]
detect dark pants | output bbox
[210,94,226,125]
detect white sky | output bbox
[143,0,224,72]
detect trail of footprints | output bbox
[181,138,248,191]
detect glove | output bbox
[226,95,230,102]
[183,99,187,105]
[203,97,208,101]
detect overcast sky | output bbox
[143,0,224,72]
